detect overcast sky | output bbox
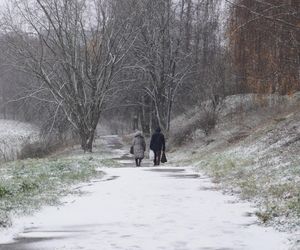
[0,0,6,9]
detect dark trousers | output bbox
[153,151,162,166]
[135,158,142,167]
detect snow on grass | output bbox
[168,93,300,247]
[0,156,105,229]
[186,111,300,229]
[0,135,294,249]
[0,166,292,249]
[0,119,40,162]
[0,136,127,230]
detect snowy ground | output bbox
[0,119,39,161]
[0,136,292,250]
[170,93,300,242]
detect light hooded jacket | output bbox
[132,133,146,159]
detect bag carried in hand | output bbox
[161,152,167,163]
[130,146,134,154]
[149,150,154,160]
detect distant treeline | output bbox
[0,0,298,151]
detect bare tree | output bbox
[113,0,226,134]
[1,0,139,151]
[132,0,194,131]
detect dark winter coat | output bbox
[132,133,146,159]
[150,130,165,152]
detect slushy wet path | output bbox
[0,136,290,250]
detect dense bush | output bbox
[18,137,77,160]
[170,109,218,147]
[198,110,218,136]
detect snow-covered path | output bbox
[0,136,291,250]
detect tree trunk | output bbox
[80,133,89,152]
[87,131,95,153]
[80,129,96,153]
[140,95,151,136]
[167,97,173,132]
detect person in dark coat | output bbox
[150,127,166,166]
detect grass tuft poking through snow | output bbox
[189,151,300,232]
[0,155,106,228]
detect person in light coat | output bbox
[132,131,146,167]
